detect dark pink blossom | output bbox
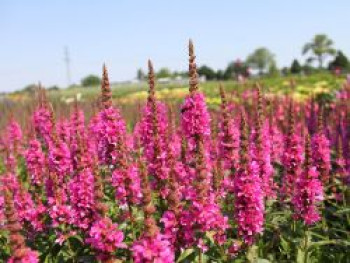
[86,217,125,253]
[132,233,174,263]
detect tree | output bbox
[302,34,336,68]
[224,59,250,80]
[328,51,349,71]
[303,63,316,75]
[216,70,225,80]
[156,68,171,78]
[246,48,275,75]
[281,67,290,76]
[136,68,145,81]
[198,65,216,80]
[22,84,37,93]
[81,75,101,87]
[268,61,279,77]
[290,59,302,74]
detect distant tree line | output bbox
[20,34,350,92]
[134,34,349,81]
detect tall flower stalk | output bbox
[4,189,39,263]
[234,111,264,245]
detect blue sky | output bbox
[1,1,349,92]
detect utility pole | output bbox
[64,46,71,87]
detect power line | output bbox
[64,46,71,87]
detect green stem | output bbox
[128,203,136,240]
[199,249,203,263]
[304,225,309,263]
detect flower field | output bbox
[0,40,349,262]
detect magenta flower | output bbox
[218,85,240,170]
[181,92,211,161]
[281,107,304,200]
[33,107,54,144]
[48,140,72,182]
[292,135,323,225]
[233,113,264,245]
[6,119,23,154]
[250,121,276,198]
[94,107,127,166]
[56,118,71,143]
[292,166,323,224]
[112,163,142,205]
[269,123,284,164]
[234,160,264,245]
[86,217,126,253]
[312,132,331,185]
[1,173,44,231]
[137,101,168,164]
[69,168,96,229]
[218,115,240,170]
[132,233,174,263]
[7,248,39,263]
[24,139,46,186]
[48,191,72,228]
[281,132,304,199]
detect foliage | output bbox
[156,67,172,78]
[198,65,217,80]
[246,47,275,75]
[328,51,349,71]
[291,59,302,74]
[302,34,336,68]
[224,59,250,80]
[136,68,146,81]
[81,74,101,87]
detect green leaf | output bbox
[256,259,271,263]
[246,245,258,262]
[280,236,290,253]
[296,247,305,263]
[309,240,350,249]
[176,249,194,263]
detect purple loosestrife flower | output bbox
[48,188,72,227]
[4,189,39,263]
[86,217,126,254]
[8,250,39,263]
[56,118,71,143]
[1,173,44,232]
[250,87,275,198]
[250,121,276,198]
[234,112,264,245]
[181,92,211,161]
[137,100,168,164]
[24,138,46,186]
[218,84,240,170]
[132,155,174,262]
[69,168,96,229]
[180,42,211,164]
[269,119,284,164]
[312,110,331,185]
[335,137,348,185]
[292,134,323,225]
[95,107,127,166]
[6,119,23,154]
[48,140,72,183]
[70,103,93,170]
[312,132,331,185]
[136,60,170,196]
[281,103,304,200]
[112,163,142,206]
[92,65,127,167]
[132,233,175,263]
[33,107,54,145]
[178,40,228,249]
